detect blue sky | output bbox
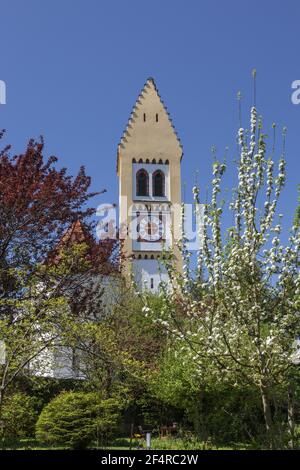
[0,0,299,238]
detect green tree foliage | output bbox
[60,289,180,432]
[64,287,166,393]
[151,347,265,444]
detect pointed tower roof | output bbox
[47,220,119,273]
[117,78,182,171]
[59,219,87,246]
[48,219,90,264]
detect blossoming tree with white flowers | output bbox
[142,100,300,447]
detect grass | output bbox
[93,437,253,451]
[0,436,260,450]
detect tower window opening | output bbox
[136,211,140,234]
[152,170,165,197]
[136,169,149,196]
[143,113,146,122]
[150,278,154,289]
[156,113,158,122]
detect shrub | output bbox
[1,393,39,441]
[36,391,122,449]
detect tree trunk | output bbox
[0,386,5,447]
[260,382,274,448]
[287,387,296,449]
[195,390,208,442]
[0,386,4,420]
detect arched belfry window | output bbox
[136,169,149,197]
[152,170,165,197]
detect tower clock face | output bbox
[139,215,162,241]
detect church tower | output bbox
[117,78,183,291]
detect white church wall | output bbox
[30,274,122,380]
[30,345,86,380]
[133,240,164,251]
[133,258,168,292]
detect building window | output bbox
[156,113,158,122]
[143,113,146,122]
[136,211,140,234]
[150,278,154,289]
[152,170,165,197]
[136,169,149,196]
